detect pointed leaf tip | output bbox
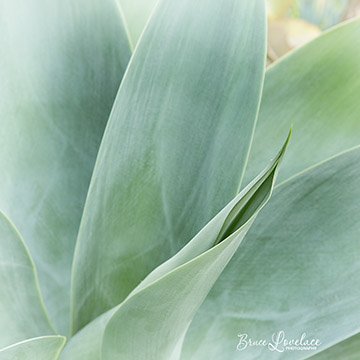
[215,128,291,245]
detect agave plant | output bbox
[0,0,359,359]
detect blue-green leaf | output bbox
[243,19,360,187]
[71,0,267,334]
[0,0,131,334]
[0,212,55,348]
[182,146,360,359]
[61,133,288,359]
[0,336,65,360]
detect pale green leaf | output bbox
[117,0,159,49]
[307,332,360,360]
[130,130,291,296]
[243,18,360,187]
[61,134,288,359]
[71,0,267,333]
[0,212,55,348]
[102,233,257,360]
[102,134,289,360]
[182,146,360,359]
[0,0,131,334]
[59,309,115,360]
[182,19,360,359]
[0,336,65,360]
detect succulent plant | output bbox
[0,0,359,359]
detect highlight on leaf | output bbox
[215,127,291,245]
[60,132,290,360]
[1,0,359,358]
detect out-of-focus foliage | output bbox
[267,0,360,63]
[0,0,131,336]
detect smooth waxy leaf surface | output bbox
[0,212,54,349]
[0,336,65,360]
[308,332,360,360]
[102,232,256,360]
[61,136,288,359]
[60,309,115,360]
[0,0,131,334]
[181,20,360,359]
[102,135,288,360]
[117,0,159,48]
[242,18,360,187]
[71,0,266,333]
[130,130,290,296]
[182,146,360,359]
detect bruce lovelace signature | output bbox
[237,331,321,352]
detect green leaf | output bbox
[59,310,115,360]
[181,146,360,359]
[307,332,360,360]
[71,0,267,333]
[102,234,258,360]
[117,0,159,49]
[242,18,360,187]
[130,129,291,296]
[61,134,288,359]
[102,134,289,360]
[0,0,131,334]
[0,336,65,360]
[181,20,360,359]
[0,212,55,349]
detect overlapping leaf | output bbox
[1,0,358,358]
[0,336,65,360]
[61,134,289,359]
[182,147,360,359]
[0,212,54,349]
[308,332,360,360]
[180,19,360,359]
[71,0,267,333]
[0,0,131,334]
[117,0,159,48]
[243,18,360,186]
[130,130,291,296]
[101,134,289,360]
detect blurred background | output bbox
[266,0,360,65]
